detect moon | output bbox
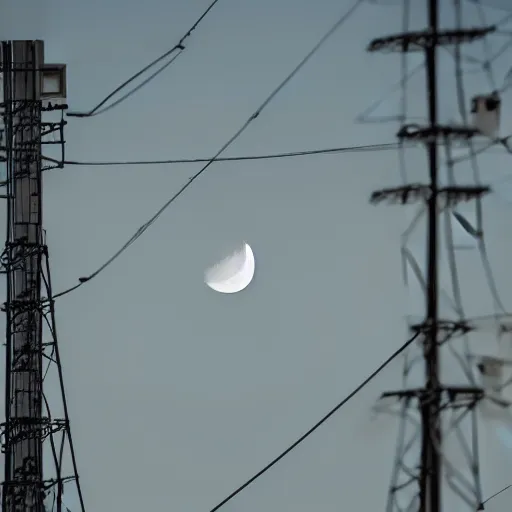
[204,242,255,294]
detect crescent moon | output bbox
[204,243,255,294]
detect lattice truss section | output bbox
[0,95,67,182]
[0,40,83,511]
[0,241,84,511]
[361,1,512,511]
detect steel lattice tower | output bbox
[0,40,84,511]
[367,2,496,511]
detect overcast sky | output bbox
[3,0,512,511]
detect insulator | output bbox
[471,91,501,138]
[477,355,504,393]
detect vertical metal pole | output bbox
[422,0,441,511]
[2,40,45,511]
[2,40,14,512]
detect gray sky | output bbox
[3,0,512,510]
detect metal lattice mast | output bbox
[367,2,495,512]
[0,40,84,512]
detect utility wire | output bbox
[207,331,421,512]
[478,483,512,510]
[40,140,508,168]
[66,0,221,118]
[43,143,404,167]
[51,0,366,300]
[78,53,184,118]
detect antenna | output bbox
[0,40,84,511]
[367,2,497,511]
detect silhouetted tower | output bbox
[367,2,495,511]
[0,40,84,511]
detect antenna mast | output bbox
[367,2,495,511]
[0,40,84,511]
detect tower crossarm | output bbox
[370,184,490,206]
[367,26,495,54]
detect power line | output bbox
[207,331,420,512]
[43,143,403,167]
[66,0,222,118]
[51,0,366,300]
[75,52,184,118]
[478,483,512,510]
[40,140,509,168]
